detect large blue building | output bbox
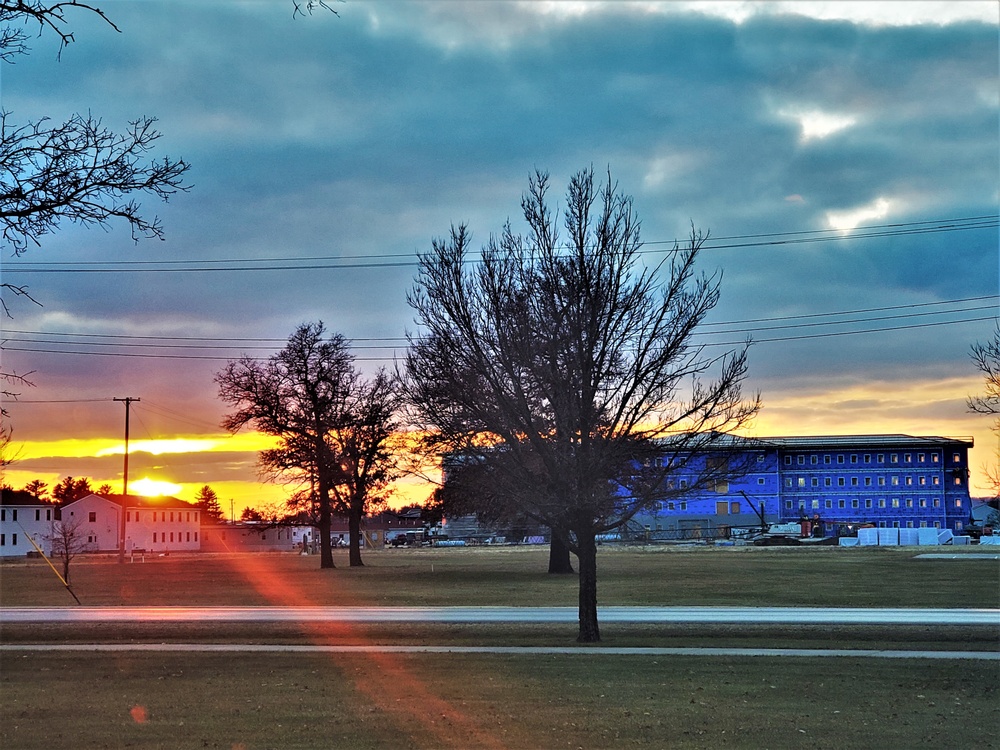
[632,434,974,539]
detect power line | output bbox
[5,295,996,347]
[3,215,996,275]
[3,314,995,361]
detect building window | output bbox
[730,502,741,514]
[187,532,191,542]
[785,478,793,488]
[919,521,927,528]
[838,499,845,509]
[933,498,941,508]
[919,499,927,508]
[932,476,940,486]
[667,502,675,511]
[170,532,175,542]
[811,499,819,509]
[837,455,845,464]
[824,478,832,487]
[824,455,831,465]
[878,477,886,486]
[810,455,818,465]
[956,521,964,530]
[838,477,845,487]
[825,499,832,509]
[906,499,914,508]
[797,455,805,465]
[798,477,806,488]
[679,502,687,511]
[954,476,962,486]
[917,453,925,463]
[850,454,858,464]
[1,510,4,522]
[952,453,961,463]
[905,477,913,486]
[904,453,911,463]
[863,454,871,463]
[153,532,158,543]
[851,477,858,487]
[11,533,17,546]
[955,499,963,508]
[865,499,872,509]
[891,454,898,463]
[891,498,900,508]
[879,499,886,508]
[891,477,899,486]
[852,499,859,509]
[919,477,926,486]
[194,532,199,542]
[785,500,792,509]
[864,477,872,486]
[877,454,884,463]
[0,534,4,545]
[88,512,97,523]
[811,477,819,487]
[170,512,175,523]
[758,478,765,485]
[10,510,15,522]
[934,521,941,528]
[931,453,939,463]
[784,455,792,465]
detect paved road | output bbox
[2,606,998,625]
[1,643,996,659]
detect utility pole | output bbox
[113,397,140,563]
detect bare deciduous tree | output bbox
[404,167,760,642]
[969,324,1000,495]
[217,322,400,569]
[47,512,89,583]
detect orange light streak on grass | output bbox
[216,553,508,750]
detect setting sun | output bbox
[130,477,184,497]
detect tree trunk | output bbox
[547,530,575,574]
[318,486,335,569]
[348,500,364,567]
[576,529,600,643]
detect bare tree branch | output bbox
[0,111,191,255]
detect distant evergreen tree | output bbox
[52,476,93,503]
[195,485,225,521]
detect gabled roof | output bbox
[74,493,196,509]
[0,489,54,507]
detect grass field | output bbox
[2,545,998,749]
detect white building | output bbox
[62,493,202,553]
[0,489,56,558]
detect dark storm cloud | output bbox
[2,2,996,456]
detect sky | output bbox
[1,0,997,517]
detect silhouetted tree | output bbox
[218,322,400,568]
[194,485,225,522]
[969,324,1000,495]
[51,476,92,503]
[404,168,759,642]
[22,478,48,500]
